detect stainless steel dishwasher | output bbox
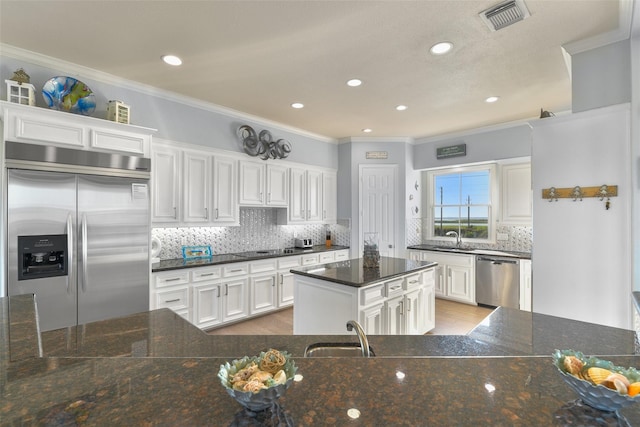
[475,256,520,309]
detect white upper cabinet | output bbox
[151,145,181,223]
[266,164,288,206]
[322,171,337,223]
[2,101,153,157]
[238,161,265,205]
[212,156,238,225]
[288,167,323,223]
[182,150,211,223]
[238,161,289,206]
[500,163,532,225]
[151,140,335,226]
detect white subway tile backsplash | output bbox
[152,207,351,259]
[406,218,532,253]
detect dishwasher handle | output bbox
[477,257,519,265]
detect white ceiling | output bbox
[0,0,628,140]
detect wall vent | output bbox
[480,0,530,31]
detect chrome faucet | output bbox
[346,320,370,357]
[446,230,462,248]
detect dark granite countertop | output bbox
[290,257,437,288]
[408,244,532,259]
[4,294,640,425]
[152,245,350,272]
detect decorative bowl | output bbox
[218,350,297,412]
[42,76,96,115]
[553,349,640,412]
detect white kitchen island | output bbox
[292,257,437,335]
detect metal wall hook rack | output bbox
[542,185,617,209]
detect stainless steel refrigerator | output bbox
[6,142,151,332]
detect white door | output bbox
[360,165,397,258]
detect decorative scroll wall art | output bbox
[237,125,292,160]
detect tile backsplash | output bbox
[152,207,351,260]
[405,217,532,253]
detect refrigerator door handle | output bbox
[81,212,88,293]
[66,213,74,295]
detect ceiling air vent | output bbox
[480,0,530,31]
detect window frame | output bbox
[425,163,498,244]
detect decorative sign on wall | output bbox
[436,143,466,159]
[237,125,292,160]
[365,151,388,159]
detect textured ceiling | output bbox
[0,1,623,140]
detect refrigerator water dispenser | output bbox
[18,234,67,281]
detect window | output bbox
[427,165,495,241]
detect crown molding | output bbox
[0,43,338,145]
[562,0,633,55]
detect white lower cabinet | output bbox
[409,250,476,305]
[383,272,431,335]
[222,278,250,322]
[276,256,302,308]
[152,249,349,330]
[360,303,385,335]
[293,267,436,335]
[250,274,278,315]
[192,283,222,328]
[151,270,190,321]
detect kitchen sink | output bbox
[303,342,376,357]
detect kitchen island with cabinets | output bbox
[3,293,640,425]
[291,257,437,335]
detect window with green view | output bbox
[431,168,492,240]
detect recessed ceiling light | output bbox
[396,105,408,111]
[485,96,500,103]
[362,128,372,133]
[291,102,304,109]
[430,42,453,55]
[162,55,182,66]
[347,79,362,87]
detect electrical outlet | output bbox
[497,232,509,241]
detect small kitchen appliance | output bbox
[295,238,312,248]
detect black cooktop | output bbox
[234,249,297,258]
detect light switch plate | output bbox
[497,232,509,241]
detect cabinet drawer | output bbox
[334,250,349,261]
[191,266,221,282]
[223,263,249,277]
[319,252,334,263]
[301,254,319,266]
[153,271,189,288]
[360,283,385,306]
[404,273,422,291]
[385,278,405,298]
[249,259,277,274]
[156,286,189,311]
[277,256,301,270]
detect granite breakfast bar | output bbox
[3,294,640,425]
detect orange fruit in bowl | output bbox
[627,382,640,397]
